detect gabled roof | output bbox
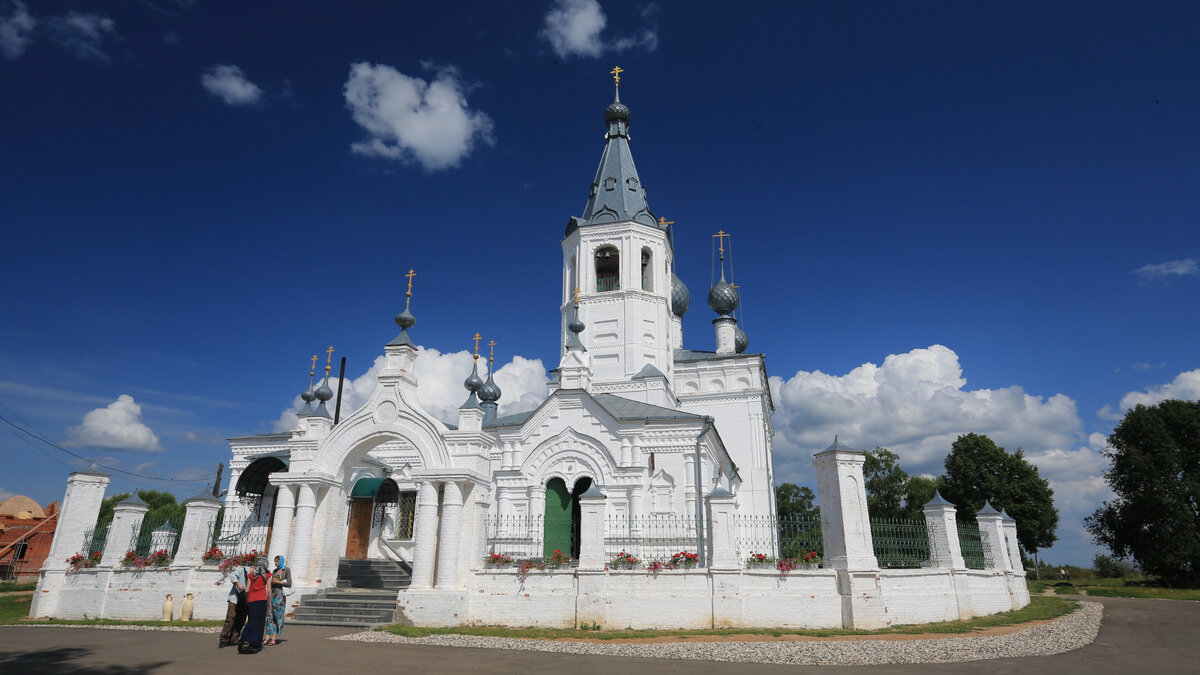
[631,364,667,380]
[592,394,703,422]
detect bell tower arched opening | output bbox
[595,245,619,292]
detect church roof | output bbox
[569,89,660,234]
[631,364,667,380]
[592,394,703,421]
[674,348,763,363]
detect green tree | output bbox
[1085,400,1200,585]
[940,433,1058,558]
[775,483,819,519]
[902,475,941,519]
[96,492,132,527]
[864,447,911,518]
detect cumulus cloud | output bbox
[201,64,264,106]
[1112,369,1200,414]
[47,11,118,62]
[541,0,657,59]
[344,62,495,171]
[1133,258,1198,280]
[272,348,549,432]
[0,1,35,60]
[66,394,164,452]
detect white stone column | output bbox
[976,502,1010,571]
[288,483,321,586]
[714,316,737,354]
[410,480,440,589]
[175,492,221,566]
[101,495,149,567]
[619,438,632,467]
[267,484,297,565]
[812,442,878,570]
[1002,513,1023,572]
[577,484,606,570]
[435,481,464,590]
[705,488,738,570]
[922,491,966,569]
[45,464,110,570]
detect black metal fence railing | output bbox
[604,514,700,565]
[131,516,187,558]
[870,517,932,569]
[484,514,579,564]
[734,515,824,566]
[211,517,269,558]
[80,524,108,557]
[958,522,987,570]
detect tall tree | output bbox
[940,433,1058,556]
[775,483,819,519]
[1085,400,1200,585]
[863,447,911,518]
[902,475,940,519]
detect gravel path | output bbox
[332,601,1103,666]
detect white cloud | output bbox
[272,347,549,432]
[66,394,164,452]
[48,12,118,62]
[1131,361,1165,372]
[768,345,1082,484]
[344,62,495,171]
[541,0,658,59]
[1133,258,1198,280]
[201,64,263,106]
[0,1,35,60]
[1114,369,1200,414]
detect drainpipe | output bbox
[694,416,714,566]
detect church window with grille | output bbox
[595,245,619,292]
[641,247,653,291]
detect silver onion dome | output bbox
[671,274,690,317]
[479,371,502,403]
[707,278,740,315]
[464,361,484,393]
[734,326,749,353]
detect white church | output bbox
[32,75,1029,630]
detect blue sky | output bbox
[1,1,1197,565]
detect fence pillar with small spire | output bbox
[175,488,221,566]
[812,440,878,571]
[577,485,606,570]
[1001,510,1022,572]
[100,494,149,567]
[43,463,111,571]
[704,487,739,570]
[922,491,966,569]
[975,502,1010,571]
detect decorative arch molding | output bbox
[310,395,449,478]
[522,427,617,490]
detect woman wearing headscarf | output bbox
[238,558,271,654]
[264,554,291,646]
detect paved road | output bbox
[0,595,1195,674]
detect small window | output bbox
[604,177,617,191]
[12,541,28,561]
[641,247,653,291]
[649,452,655,472]
[394,491,416,539]
[595,245,619,292]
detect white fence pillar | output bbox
[705,487,739,570]
[922,491,966,569]
[44,463,110,571]
[175,490,221,566]
[577,484,606,570]
[101,494,149,567]
[976,502,1010,571]
[1001,510,1023,572]
[812,440,878,571]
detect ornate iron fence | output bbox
[80,524,108,556]
[211,517,269,558]
[957,522,987,569]
[734,515,824,566]
[604,514,700,564]
[131,516,186,557]
[484,514,578,564]
[870,517,932,568]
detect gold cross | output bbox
[713,229,730,255]
[610,66,623,85]
[309,354,318,372]
[573,287,582,303]
[405,269,416,297]
[325,345,335,370]
[487,340,497,364]
[658,216,675,228]
[472,332,482,359]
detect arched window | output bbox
[595,245,619,292]
[641,247,653,291]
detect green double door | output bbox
[543,477,592,558]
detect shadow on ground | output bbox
[0,646,170,674]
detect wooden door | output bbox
[543,478,572,558]
[345,498,373,559]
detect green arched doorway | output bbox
[543,476,593,558]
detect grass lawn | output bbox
[380,595,1076,640]
[1056,584,1200,601]
[0,593,222,627]
[0,582,38,593]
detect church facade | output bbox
[31,79,1029,629]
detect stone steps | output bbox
[289,558,408,627]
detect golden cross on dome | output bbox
[309,354,318,373]
[610,66,623,85]
[487,340,497,364]
[713,229,730,255]
[404,269,417,297]
[325,345,335,372]
[658,216,674,228]
[472,333,482,360]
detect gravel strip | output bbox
[1,624,219,633]
[332,601,1103,666]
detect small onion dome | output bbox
[464,360,484,393]
[568,310,585,335]
[479,371,502,403]
[604,100,630,124]
[394,307,416,331]
[707,278,740,315]
[300,381,316,404]
[734,326,749,353]
[315,377,334,402]
[671,274,690,317]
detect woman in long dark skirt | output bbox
[238,560,271,654]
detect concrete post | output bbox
[922,491,966,569]
[101,495,149,567]
[176,493,220,566]
[267,484,297,565]
[576,484,606,570]
[812,442,878,571]
[705,487,738,570]
[288,483,320,586]
[44,464,110,571]
[976,502,1010,571]
[435,482,464,590]
[410,481,440,589]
